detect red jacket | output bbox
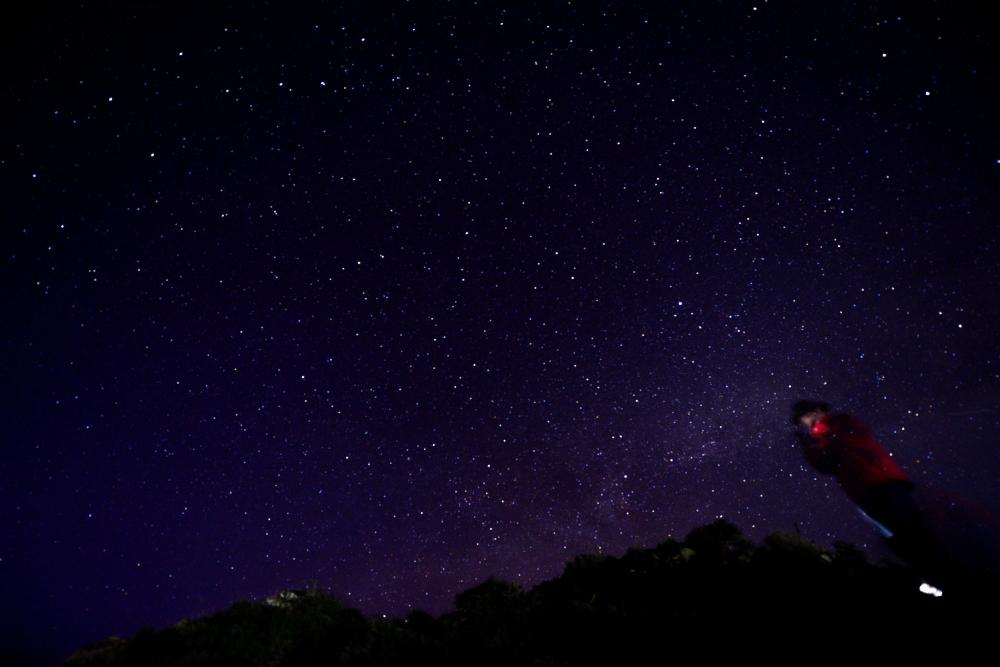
[804,412,912,504]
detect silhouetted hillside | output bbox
[60,519,998,665]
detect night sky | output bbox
[4,1,1000,664]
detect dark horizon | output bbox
[3,2,999,665]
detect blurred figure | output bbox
[790,399,1000,599]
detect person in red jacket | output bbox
[791,400,917,535]
[790,399,953,589]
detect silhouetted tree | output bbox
[62,518,991,666]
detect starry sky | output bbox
[3,1,1000,664]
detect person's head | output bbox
[791,399,831,428]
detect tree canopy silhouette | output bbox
[61,519,998,666]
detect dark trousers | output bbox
[860,480,958,589]
[858,480,924,538]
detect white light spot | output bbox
[919,582,943,597]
